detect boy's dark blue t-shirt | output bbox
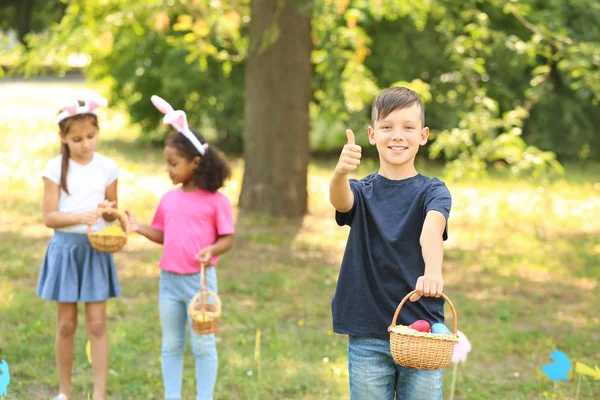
[333,173,451,339]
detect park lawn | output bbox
[0,80,599,399]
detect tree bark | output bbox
[239,0,313,217]
[15,0,34,44]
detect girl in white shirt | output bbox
[38,94,119,400]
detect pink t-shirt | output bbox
[151,188,234,274]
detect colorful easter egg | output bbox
[193,314,213,323]
[431,323,451,334]
[408,319,431,332]
[99,225,124,235]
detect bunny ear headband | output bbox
[151,95,208,156]
[56,93,108,124]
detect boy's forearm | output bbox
[420,211,447,276]
[421,232,444,276]
[329,172,353,212]
[137,225,164,244]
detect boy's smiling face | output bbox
[368,103,429,175]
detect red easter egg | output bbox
[408,319,431,332]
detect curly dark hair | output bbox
[165,129,231,193]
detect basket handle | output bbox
[199,261,211,306]
[86,208,130,235]
[187,288,222,318]
[389,290,458,334]
[200,262,207,292]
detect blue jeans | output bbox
[348,336,442,400]
[159,269,219,400]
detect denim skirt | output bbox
[37,231,121,302]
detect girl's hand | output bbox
[80,209,102,226]
[125,210,140,232]
[196,247,213,265]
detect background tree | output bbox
[239,0,312,217]
[0,0,66,44]
[12,0,600,215]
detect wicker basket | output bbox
[188,263,222,335]
[87,208,129,253]
[388,290,459,370]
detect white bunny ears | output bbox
[151,95,208,156]
[56,92,108,124]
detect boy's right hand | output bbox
[334,129,362,175]
[125,210,140,232]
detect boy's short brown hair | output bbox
[371,86,425,128]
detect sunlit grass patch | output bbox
[1,79,598,399]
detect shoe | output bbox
[52,394,68,400]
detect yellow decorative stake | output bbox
[575,362,600,380]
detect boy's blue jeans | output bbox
[159,269,219,400]
[348,336,443,400]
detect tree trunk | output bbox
[15,0,34,44]
[239,0,312,217]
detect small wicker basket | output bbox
[188,263,222,335]
[388,290,459,370]
[87,208,129,253]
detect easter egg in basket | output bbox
[431,322,451,335]
[408,319,431,333]
[98,225,125,235]
[193,314,214,323]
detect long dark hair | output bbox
[165,130,231,192]
[56,101,99,194]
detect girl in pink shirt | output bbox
[127,96,234,400]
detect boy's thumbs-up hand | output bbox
[334,129,362,175]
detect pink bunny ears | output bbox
[151,95,208,156]
[56,93,108,124]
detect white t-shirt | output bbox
[42,153,119,233]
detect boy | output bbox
[329,86,451,400]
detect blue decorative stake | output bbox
[541,350,572,382]
[0,359,10,397]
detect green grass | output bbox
[0,79,599,399]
